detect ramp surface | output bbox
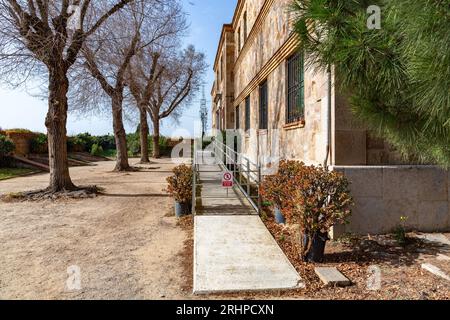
[194,215,303,293]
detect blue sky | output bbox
[0,0,237,137]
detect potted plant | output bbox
[280,161,353,262]
[260,173,285,224]
[165,164,193,217]
[261,160,306,224]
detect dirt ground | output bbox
[0,159,193,300]
[260,218,450,300]
[1,161,449,300]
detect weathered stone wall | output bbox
[224,31,236,129]
[333,166,450,236]
[234,0,291,96]
[212,27,235,131]
[6,132,38,156]
[333,90,408,165]
[216,0,413,167]
[234,0,331,167]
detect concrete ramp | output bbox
[12,155,49,172]
[193,215,303,294]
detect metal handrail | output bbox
[211,139,261,213]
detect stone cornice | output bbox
[213,24,233,71]
[231,0,246,28]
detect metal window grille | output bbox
[286,52,305,124]
[243,12,247,41]
[245,95,250,131]
[259,80,268,130]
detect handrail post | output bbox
[257,164,262,215]
[192,139,196,215]
[233,150,237,180]
[246,158,250,196]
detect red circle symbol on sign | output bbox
[223,173,232,181]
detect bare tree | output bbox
[0,0,133,192]
[79,2,141,171]
[128,45,206,158]
[73,0,184,169]
[126,49,160,163]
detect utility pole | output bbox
[199,85,208,139]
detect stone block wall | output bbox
[6,132,38,156]
[333,166,450,236]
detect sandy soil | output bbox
[0,159,193,300]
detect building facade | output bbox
[211,0,450,236]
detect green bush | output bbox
[67,133,96,152]
[95,135,116,150]
[30,133,48,154]
[0,134,15,157]
[90,143,104,157]
[126,133,170,156]
[126,133,141,156]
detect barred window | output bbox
[259,80,268,130]
[245,95,250,131]
[216,110,221,131]
[286,52,305,124]
[237,27,241,52]
[243,12,248,42]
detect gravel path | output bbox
[0,159,190,300]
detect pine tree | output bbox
[291,0,450,166]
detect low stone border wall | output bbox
[332,166,450,236]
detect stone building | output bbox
[211,0,450,235]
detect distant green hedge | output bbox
[0,134,15,161]
[126,133,169,156]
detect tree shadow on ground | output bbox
[324,237,448,267]
[100,193,170,198]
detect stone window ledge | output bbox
[258,129,268,136]
[283,120,306,131]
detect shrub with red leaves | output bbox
[165,164,193,203]
[261,161,354,260]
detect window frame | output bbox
[286,51,305,124]
[245,95,250,132]
[259,80,268,130]
[237,27,241,53]
[243,11,248,42]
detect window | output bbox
[216,110,221,131]
[235,106,240,130]
[237,27,241,52]
[220,56,223,81]
[286,52,305,124]
[245,95,250,131]
[243,12,248,42]
[259,80,268,130]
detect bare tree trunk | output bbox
[112,93,130,171]
[139,106,150,163]
[45,66,76,192]
[152,118,161,158]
